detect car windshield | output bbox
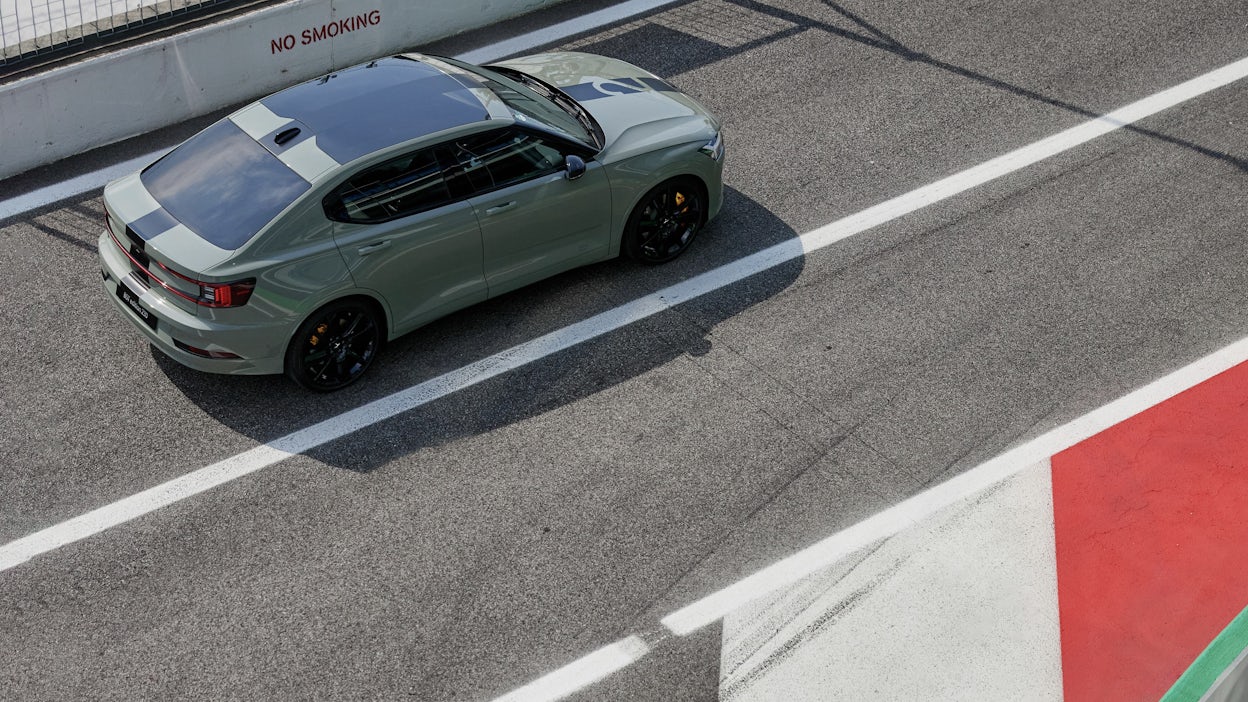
[438,57,602,150]
[141,119,310,250]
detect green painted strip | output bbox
[1159,605,1248,702]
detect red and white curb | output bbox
[491,56,1248,701]
[721,361,1248,701]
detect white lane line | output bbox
[0,149,166,220]
[661,333,1248,635]
[485,343,1248,702]
[0,0,679,220]
[487,337,1248,701]
[0,53,1243,572]
[492,636,651,702]
[458,0,682,64]
[799,55,1248,254]
[481,55,1248,701]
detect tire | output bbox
[285,299,383,392]
[622,176,706,264]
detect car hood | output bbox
[491,52,720,163]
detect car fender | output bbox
[603,142,723,257]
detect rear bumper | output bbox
[98,232,285,376]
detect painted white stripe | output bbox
[662,334,1248,636]
[488,55,1248,700]
[229,102,291,140]
[719,460,1062,701]
[97,172,161,224]
[491,636,650,702]
[230,104,340,182]
[279,136,340,183]
[0,54,1243,573]
[0,149,167,220]
[0,0,682,220]
[458,0,683,64]
[1202,645,1248,702]
[796,56,1248,255]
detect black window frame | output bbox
[323,146,456,224]
[323,127,596,223]
[444,126,596,200]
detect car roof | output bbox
[259,56,491,165]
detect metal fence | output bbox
[1,0,253,74]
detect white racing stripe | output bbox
[229,102,292,140]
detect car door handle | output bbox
[358,240,391,256]
[484,201,516,215]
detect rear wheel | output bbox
[285,299,382,392]
[622,177,706,264]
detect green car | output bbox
[99,52,725,391]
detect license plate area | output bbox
[116,278,158,331]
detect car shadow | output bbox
[154,186,805,472]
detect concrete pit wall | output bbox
[0,0,566,181]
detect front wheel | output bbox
[622,177,706,264]
[285,299,383,392]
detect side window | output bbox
[326,149,451,223]
[450,130,565,194]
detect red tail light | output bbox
[107,227,256,309]
[199,280,256,308]
[154,259,256,308]
[173,339,242,359]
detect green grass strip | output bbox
[1159,605,1248,702]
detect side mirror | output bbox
[564,154,587,181]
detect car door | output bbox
[449,128,612,297]
[327,147,487,336]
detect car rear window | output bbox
[141,119,311,250]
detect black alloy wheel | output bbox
[624,177,705,264]
[286,300,382,391]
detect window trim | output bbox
[322,147,455,224]
[322,126,598,223]
[447,126,596,200]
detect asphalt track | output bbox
[1,0,1246,699]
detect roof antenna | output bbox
[274,127,301,146]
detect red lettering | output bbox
[270,34,295,54]
[282,11,381,51]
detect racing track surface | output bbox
[2,0,1246,699]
